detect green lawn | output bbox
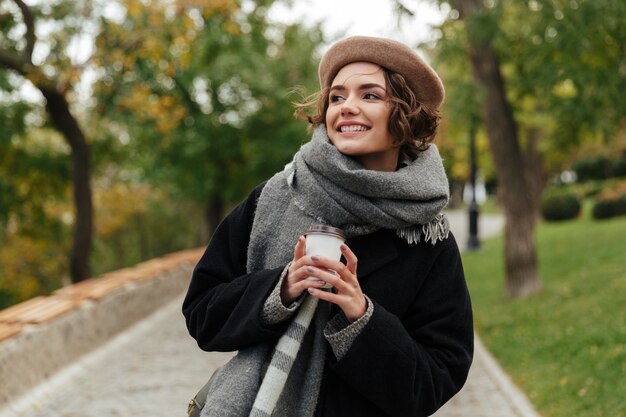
[462,212,626,417]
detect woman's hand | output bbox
[281,236,329,305]
[303,243,366,322]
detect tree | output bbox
[92,0,323,237]
[449,0,542,298]
[493,0,626,161]
[0,0,95,282]
[427,0,626,298]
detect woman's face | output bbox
[325,62,399,172]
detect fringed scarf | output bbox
[248,125,451,273]
[201,125,450,417]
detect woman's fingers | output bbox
[283,236,310,304]
[307,284,367,322]
[305,257,356,289]
[294,236,306,260]
[340,243,358,275]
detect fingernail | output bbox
[340,244,347,250]
[311,255,320,261]
[307,288,316,294]
[306,266,315,273]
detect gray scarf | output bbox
[248,125,450,273]
[201,125,450,417]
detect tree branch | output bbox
[0,48,26,73]
[12,0,36,62]
[0,0,38,73]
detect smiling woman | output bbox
[183,36,472,417]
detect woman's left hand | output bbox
[305,243,366,322]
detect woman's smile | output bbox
[336,122,370,135]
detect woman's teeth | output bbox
[340,125,368,132]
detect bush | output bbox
[592,181,626,220]
[609,158,626,178]
[540,189,582,221]
[573,154,626,182]
[592,197,626,219]
[573,156,612,182]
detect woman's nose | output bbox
[341,95,360,116]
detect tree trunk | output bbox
[455,0,541,298]
[523,124,545,221]
[502,201,540,297]
[41,88,93,282]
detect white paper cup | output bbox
[305,225,345,289]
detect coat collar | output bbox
[347,229,398,281]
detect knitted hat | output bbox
[318,36,445,110]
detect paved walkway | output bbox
[0,210,541,417]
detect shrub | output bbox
[540,189,582,221]
[609,158,626,178]
[592,181,626,220]
[573,154,626,182]
[573,156,612,182]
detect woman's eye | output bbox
[364,92,380,100]
[329,95,344,103]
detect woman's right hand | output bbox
[281,236,327,305]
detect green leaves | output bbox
[433,0,626,179]
[92,0,323,232]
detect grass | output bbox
[462,209,626,417]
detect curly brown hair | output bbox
[294,68,441,158]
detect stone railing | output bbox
[0,247,204,409]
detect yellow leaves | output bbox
[142,37,168,63]
[200,0,240,18]
[175,47,192,70]
[118,84,152,112]
[155,100,187,135]
[43,198,74,227]
[95,183,150,238]
[552,79,578,99]
[164,61,177,77]
[0,234,65,303]
[148,11,164,28]
[223,20,240,36]
[118,84,187,135]
[99,2,201,72]
[126,0,144,18]
[452,158,470,181]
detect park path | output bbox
[1,210,541,417]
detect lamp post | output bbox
[467,116,480,251]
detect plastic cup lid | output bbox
[305,224,346,240]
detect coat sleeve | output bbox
[328,234,474,416]
[182,183,291,352]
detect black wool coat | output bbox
[183,183,474,417]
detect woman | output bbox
[183,36,473,417]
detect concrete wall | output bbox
[0,248,203,409]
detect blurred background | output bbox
[1,1,625,416]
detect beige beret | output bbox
[318,36,445,110]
